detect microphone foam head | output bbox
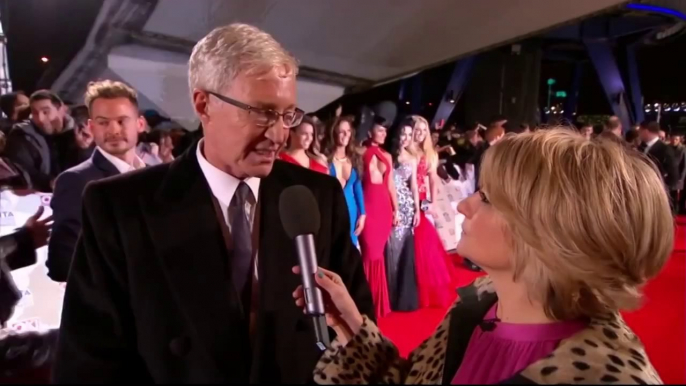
[279,185,321,239]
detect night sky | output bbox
[2,0,685,122]
[0,0,103,94]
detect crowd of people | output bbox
[1,81,683,322]
[0,21,679,384]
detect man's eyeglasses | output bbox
[206,91,304,128]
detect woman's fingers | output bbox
[292,285,303,298]
[38,214,54,224]
[28,206,44,222]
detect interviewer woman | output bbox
[293,128,672,385]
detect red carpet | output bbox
[378,220,686,384]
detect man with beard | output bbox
[53,24,373,383]
[3,90,72,192]
[46,80,145,282]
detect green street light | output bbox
[547,78,556,86]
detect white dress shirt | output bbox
[97,147,146,173]
[196,139,261,282]
[195,139,261,230]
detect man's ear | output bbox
[193,90,210,120]
[137,116,147,133]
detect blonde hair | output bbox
[188,23,298,99]
[84,80,138,112]
[481,128,674,321]
[409,115,438,170]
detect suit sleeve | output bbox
[663,146,679,189]
[47,171,88,282]
[328,179,374,321]
[52,182,149,383]
[1,228,37,271]
[3,132,52,192]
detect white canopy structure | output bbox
[52,0,628,129]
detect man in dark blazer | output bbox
[46,80,146,282]
[639,122,679,211]
[46,150,120,282]
[53,24,373,384]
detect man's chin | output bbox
[247,163,274,178]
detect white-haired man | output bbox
[53,24,373,383]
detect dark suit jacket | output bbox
[643,141,679,190]
[3,121,56,192]
[52,143,374,383]
[46,149,120,282]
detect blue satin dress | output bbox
[329,164,366,247]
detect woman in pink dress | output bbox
[279,116,329,174]
[359,122,398,318]
[408,115,456,309]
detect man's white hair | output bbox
[188,23,298,100]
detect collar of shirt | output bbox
[196,139,261,214]
[97,147,145,174]
[645,136,660,151]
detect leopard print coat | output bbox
[313,277,662,384]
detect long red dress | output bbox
[359,145,392,318]
[414,155,456,308]
[278,152,329,174]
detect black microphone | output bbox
[279,185,330,351]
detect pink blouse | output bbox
[451,305,587,384]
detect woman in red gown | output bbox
[408,115,457,309]
[279,116,329,174]
[359,122,398,318]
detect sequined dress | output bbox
[385,162,419,312]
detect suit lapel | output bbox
[140,143,251,378]
[254,161,305,312]
[91,149,121,178]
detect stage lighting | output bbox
[664,103,671,112]
[673,103,680,112]
[645,104,652,113]
[40,57,49,63]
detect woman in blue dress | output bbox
[323,116,366,247]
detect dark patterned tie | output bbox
[230,182,254,308]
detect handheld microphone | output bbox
[279,185,330,351]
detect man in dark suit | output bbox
[639,122,679,212]
[46,80,146,282]
[53,24,373,384]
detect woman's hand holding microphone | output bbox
[292,266,364,346]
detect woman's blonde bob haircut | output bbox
[481,128,674,321]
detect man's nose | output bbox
[265,120,287,143]
[107,121,123,133]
